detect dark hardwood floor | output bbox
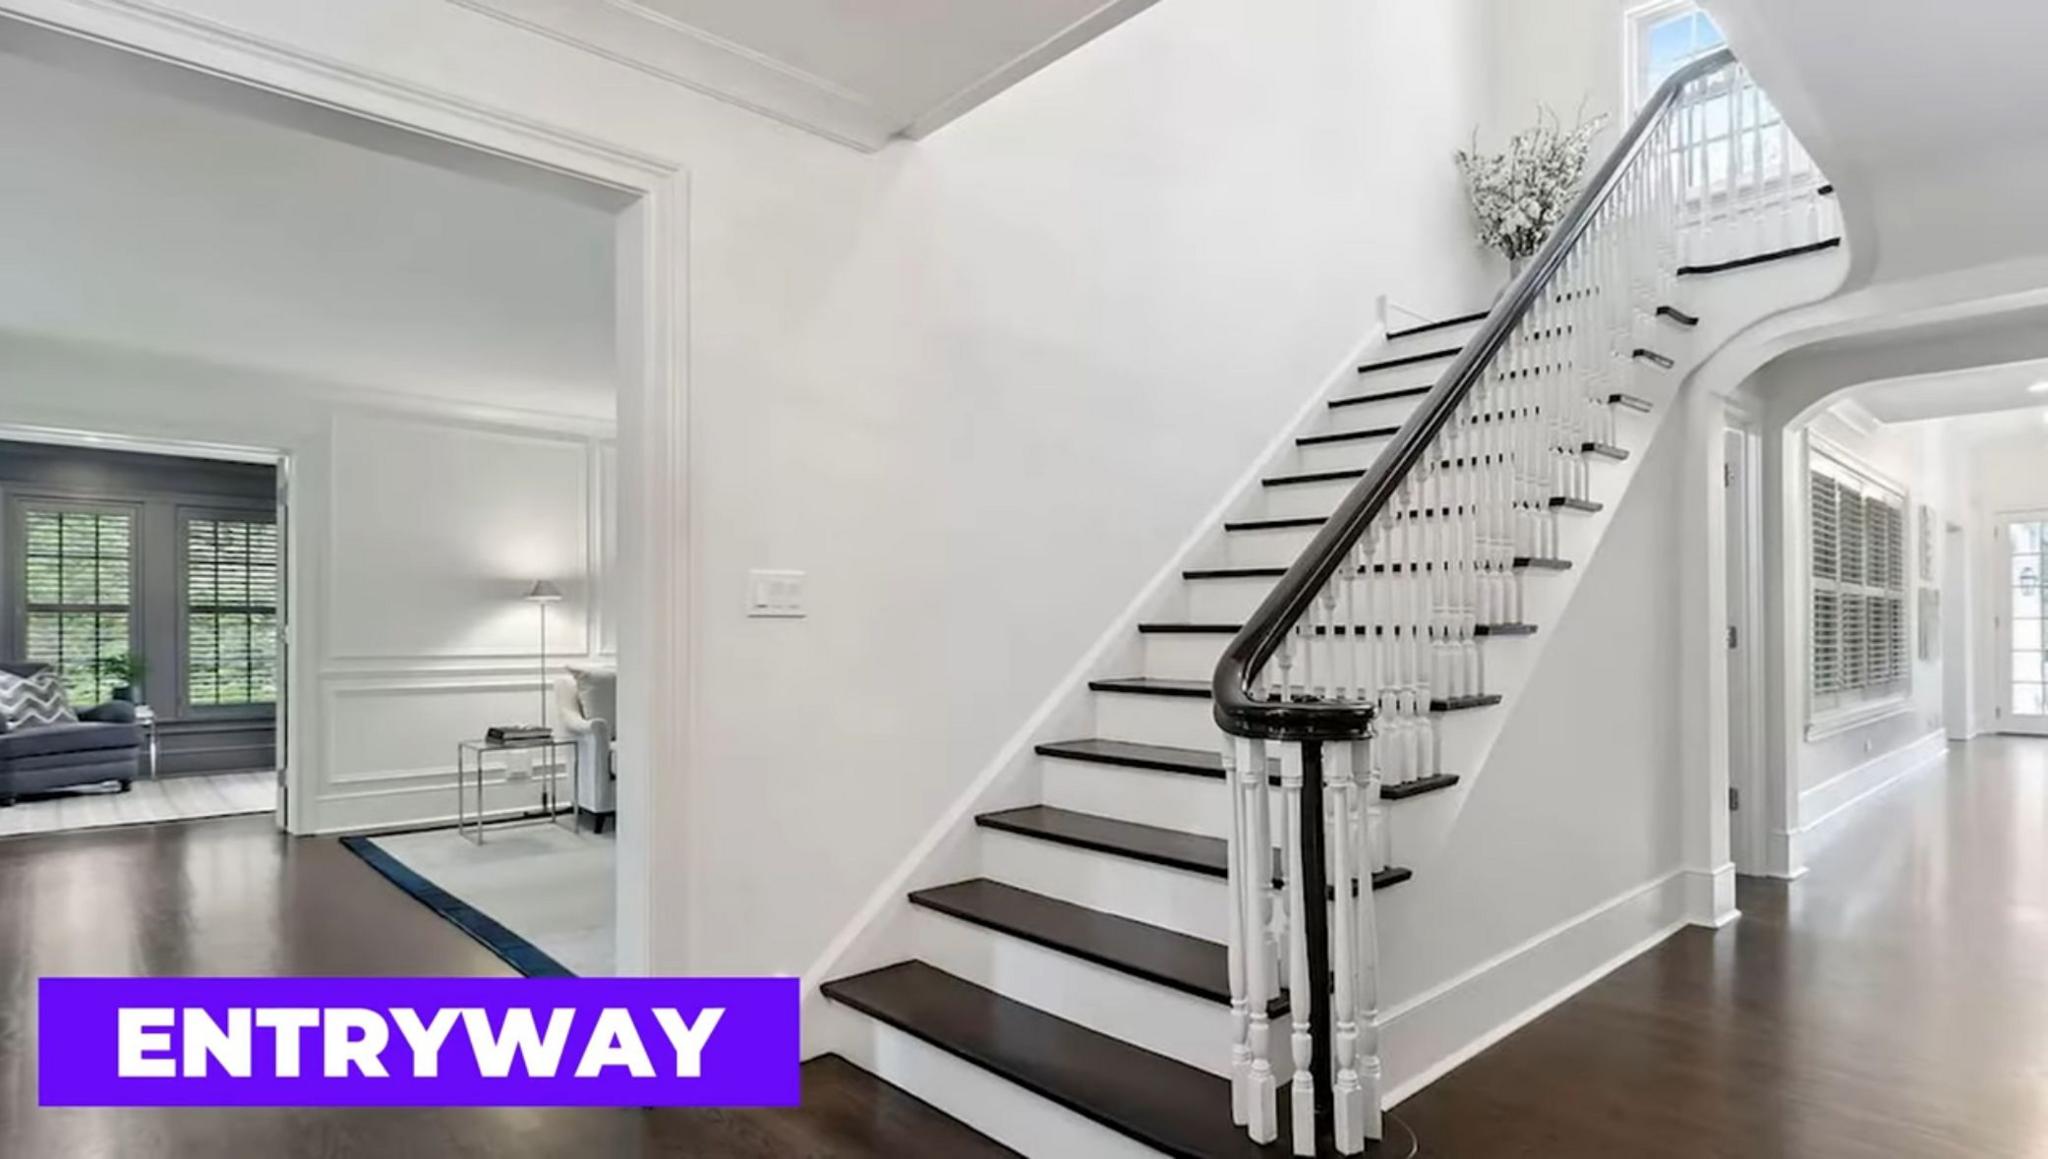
[0,816,1013,1159]
[1395,736,2048,1158]
[6,738,2045,1157]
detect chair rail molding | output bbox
[0,0,691,978]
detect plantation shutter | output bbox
[1807,444,1910,715]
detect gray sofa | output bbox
[0,662,141,803]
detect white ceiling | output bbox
[0,27,621,421]
[446,0,1160,149]
[1851,358,2048,425]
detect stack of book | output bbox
[486,725,553,745]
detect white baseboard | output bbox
[1797,729,1945,835]
[1380,868,1691,1109]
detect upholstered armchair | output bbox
[552,666,617,830]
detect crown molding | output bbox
[443,0,889,151]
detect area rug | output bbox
[342,823,615,977]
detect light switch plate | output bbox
[747,569,807,618]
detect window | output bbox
[1628,1,1727,109]
[1807,443,1909,730]
[184,514,279,709]
[20,505,135,706]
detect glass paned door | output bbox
[2005,519,2048,734]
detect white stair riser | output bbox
[1323,392,1426,433]
[1223,525,1319,568]
[1142,631,1229,681]
[980,828,1226,942]
[907,908,1260,1080]
[1294,435,1393,474]
[1040,757,1230,837]
[833,1014,1162,1159]
[1095,690,1220,751]
[1186,574,1279,621]
[1038,757,1302,846]
[1259,478,1357,520]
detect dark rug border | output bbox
[340,833,576,978]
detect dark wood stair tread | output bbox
[1038,736,1462,802]
[823,961,1415,1158]
[978,806,1225,876]
[1297,425,1400,448]
[1387,309,1487,340]
[1090,676,1212,698]
[1656,305,1699,327]
[1609,391,1653,413]
[1581,441,1629,460]
[1550,496,1602,512]
[1037,737,1228,777]
[1138,621,1534,638]
[1185,558,1568,576]
[1329,384,1431,409]
[1357,346,1461,374]
[1381,773,1462,800]
[977,806,1410,891]
[910,879,1235,1005]
[1677,235,1841,277]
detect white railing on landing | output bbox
[1212,48,1830,1156]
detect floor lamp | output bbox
[524,580,564,728]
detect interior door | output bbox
[2002,516,2048,736]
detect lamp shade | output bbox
[523,580,565,604]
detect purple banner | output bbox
[39,976,798,1107]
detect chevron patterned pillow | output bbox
[0,668,78,731]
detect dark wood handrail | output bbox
[1213,47,1736,741]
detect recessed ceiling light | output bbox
[2031,381,2048,395]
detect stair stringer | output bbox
[796,322,1404,1058]
[1365,247,1853,1109]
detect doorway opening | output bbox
[0,430,287,837]
[0,12,682,975]
[1997,514,2048,736]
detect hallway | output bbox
[1396,736,2048,1157]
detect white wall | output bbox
[0,0,1497,976]
[1484,0,1631,146]
[0,331,615,833]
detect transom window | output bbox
[20,505,135,706]
[184,514,279,709]
[1807,443,1910,729]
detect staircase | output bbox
[819,48,1839,1158]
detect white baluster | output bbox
[1236,736,1277,1142]
[1327,740,1366,1154]
[1279,743,1316,1154]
